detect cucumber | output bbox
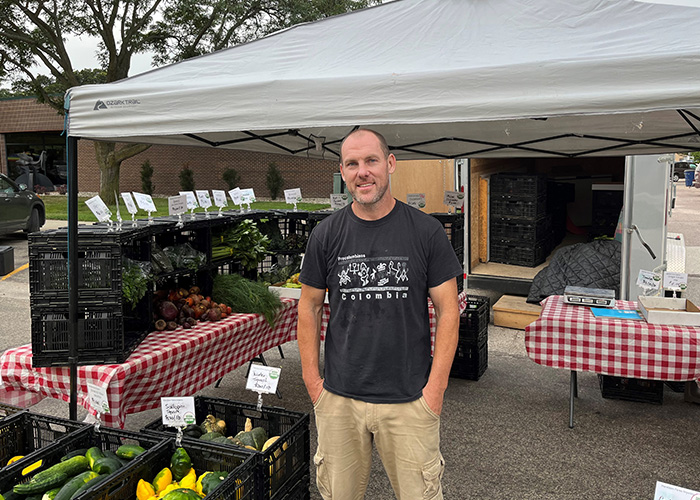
[41,487,61,500]
[13,472,69,495]
[53,471,99,500]
[91,457,122,475]
[59,450,88,462]
[85,447,104,470]
[2,488,25,500]
[68,474,107,500]
[102,450,129,467]
[115,444,145,460]
[31,456,90,484]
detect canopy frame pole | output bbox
[67,135,79,421]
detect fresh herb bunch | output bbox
[122,258,152,309]
[212,274,282,326]
[212,219,270,270]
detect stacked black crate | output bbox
[546,180,575,249]
[28,223,166,366]
[490,173,550,267]
[450,295,490,380]
[590,184,623,239]
[430,213,465,292]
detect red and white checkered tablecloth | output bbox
[525,295,700,382]
[0,298,299,429]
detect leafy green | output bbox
[122,258,152,309]
[212,219,270,270]
[212,274,282,327]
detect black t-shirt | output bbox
[300,200,463,404]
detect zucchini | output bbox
[13,472,69,495]
[31,456,90,484]
[115,444,145,460]
[91,457,122,475]
[59,450,88,462]
[41,487,61,500]
[85,447,104,470]
[67,474,107,500]
[102,450,129,467]
[53,471,99,500]
[2,488,25,500]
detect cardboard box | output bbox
[637,296,700,326]
[269,285,329,303]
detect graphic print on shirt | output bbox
[337,254,409,301]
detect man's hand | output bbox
[306,376,325,405]
[422,381,445,415]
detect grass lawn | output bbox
[41,195,331,221]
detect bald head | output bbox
[340,129,390,163]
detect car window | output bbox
[0,177,15,194]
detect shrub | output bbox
[179,165,195,191]
[266,162,284,200]
[222,167,241,190]
[140,160,155,194]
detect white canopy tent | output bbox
[66,0,700,159]
[61,0,700,418]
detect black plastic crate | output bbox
[82,438,257,500]
[0,423,164,494]
[598,375,664,404]
[489,239,548,267]
[143,396,310,500]
[154,223,212,273]
[665,381,687,393]
[307,210,334,233]
[490,195,547,220]
[491,173,547,199]
[279,473,310,500]
[430,213,465,244]
[30,300,150,367]
[450,338,488,381]
[0,412,86,468]
[490,215,552,244]
[272,211,311,253]
[0,402,25,421]
[459,295,490,343]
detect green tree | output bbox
[0,0,379,204]
[141,159,155,195]
[689,152,700,163]
[223,167,241,190]
[179,165,195,191]
[266,162,284,200]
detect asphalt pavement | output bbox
[1,188,699,499]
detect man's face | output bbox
[340,131,396,207]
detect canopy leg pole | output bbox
[67,136,79,421]
[569,370,578,429]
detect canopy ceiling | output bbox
[66,0,700,160]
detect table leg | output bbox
[569,371,578,429]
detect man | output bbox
[297,128,462,499]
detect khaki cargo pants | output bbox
[313,389,444,500]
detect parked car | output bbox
[672,161,697,182]
[0,173,45,236]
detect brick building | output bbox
[0,96,339,199]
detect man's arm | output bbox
[297,283,327,403]
[423,278,460,415]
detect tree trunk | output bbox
[93,141,151,205]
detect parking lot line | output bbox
[1,263,28,281]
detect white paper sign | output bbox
[195,190,213,209]
[86,382,110,414]
[284,188,303,205]
[246,364,281,394]
[121,192,138,215]
[330,193,351,209]
[407,193,426,209]
[212,190,228,208]
[168,194,188,216]
[240,188,256,203]
[161,397,197,427]
[663,271,689,291]
[84,195,112,222]
[179,191,198,210]
[636,269,662,290]
[443,190,465,207]
[229,188,242,205]
[132,192,157,212]
[654,481,700,499]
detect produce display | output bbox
[183,415,281,454]
[3,444,145,500]
[211,274,282,326]
[152,286,232,331]
[277,273,301,289]
[134,447,238,500]
[211,220,270,270]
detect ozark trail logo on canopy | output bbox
[93,98,141,111]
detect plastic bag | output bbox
[151,243,174,274]
[163,243,206,271]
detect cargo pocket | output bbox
[421,453,445,499]
[314,452,332,499]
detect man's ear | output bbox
[339,163,346,182]
[388,154,397,174]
